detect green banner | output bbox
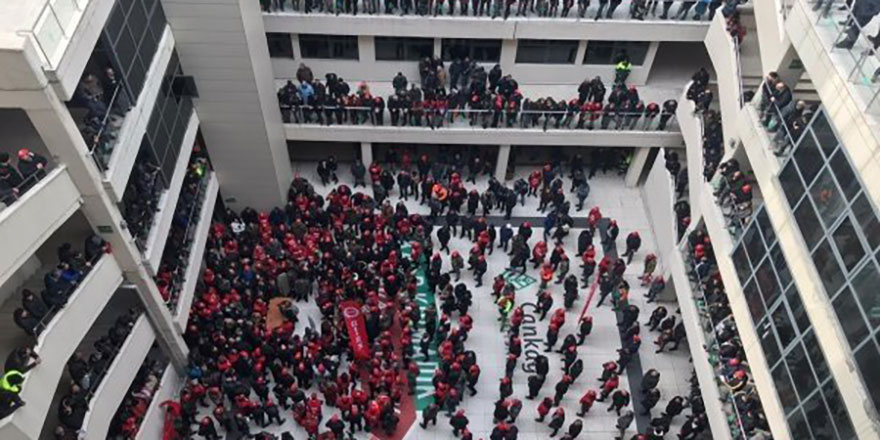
[501,269,537,291]
[402,243,439,410]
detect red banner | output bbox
[341,300,371,360]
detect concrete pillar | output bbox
[361,142,373,165]
[163,0,292,211]
[625,147,652,187]
[25,85,189,372]
[775,45,805,90]
[495,145,511,181]
[500,40,517,73]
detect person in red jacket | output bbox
[577,389,598,416]
[535,396,554,422]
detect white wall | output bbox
[640,148,677,279]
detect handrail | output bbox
[82,83,125,173]
[281,104,679,131]
[682,242,755,440]
[161,172,210,311]
[33,251,106,335]
[0,167,52,214]
[732,35,746,108]
[264,0,720,21]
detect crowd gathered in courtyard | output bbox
[278,62,680,132]
[111,145,776,440]
[261,0,746,21]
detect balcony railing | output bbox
[282,105,679,132]
[263,0,727,21]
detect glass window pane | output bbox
[852,194,880,251]
[810,167,847,229]
[811,111,839,157]
[795,200,824,251]
[786,286,811,333]
[802,330,829,382]
[127,0,148,49]
[822,380,856,440]
[794,131,824,186]
[780,160,805,207]
[583,41,614,64]
[757,258,781,306]
[733,245,752,285]
[855,341,880,414]
[770,244,792,289]
[786,342,818,400]
[772,303,796,349]
[744,224,766,268]
[829,150,859,201]
[266,33,294,58]
[812,239,845,295]
[773,364,799,415]
[851,262,880,330]
[758,318,782,368]
[832,287,870,349]
[788,410,813,439]
[757,208,776,246]
[832,217,866,273]
[744,278,767,323]
[803,392,836,440]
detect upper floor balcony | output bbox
[262,0,722,42]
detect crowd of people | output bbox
[0,149,50,209]
[51,309,141,439]
[73,68,132,169]
[135,144,719,440]
[278,63,679,132]
[684,227,770,438]
[123,157,165,251]
[155,149,212,310]
[261,0,743,20]
[755,71,816,157]
[108,358,166,439]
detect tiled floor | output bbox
[209,162,696,439]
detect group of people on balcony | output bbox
[685,228,771,438]
[756,71,816,157]
[3,235,109,420]
[53,309,140,440]
[278,62,679,132]
[122,158,165,251]
[73,68,132,168]
[0,149,50,208]
[262,0,742,20]
[155,151,212,310]
[109,359,165,439]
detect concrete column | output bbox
[433,38,442,58]
[625,147,652,187]
[163,0,292,211]
[499,39,517,73]
[495,145,511,181]
[360,142,374,165]
[25,85,189,372]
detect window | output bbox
[832,287,869,348]
[811,112,838,157]
[771,244,792,289]
[788,410,813,438]
[832,217,865,272]
[786,286,811,334]
[803,393,835,440]
[744,225,766,268]
[780,160,805,207]
[101,0,167,98]
[757,259,781,306]
[516,40,578,64]
[758,318,781,367]
[795,201,823,250]
[786,343,818,400]
[744,278,766,323]
[802,330,829,381]
[809,167,846,228]
[772,364,799,414]
[772,303,796,349]
[852,263,880,330]
[855,341,880,413]
[812,240,845,294]
[441,38,502,62]
[583,41,650,65]
[829,150,859,201]
[299,34,359,60]
[853,194,880,250]
[794,133,823,186]
[733,245,752,285]
[267,33,294,58]
[375,37,433,61]
[822,381,856,440]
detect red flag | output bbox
[341,300,370,360]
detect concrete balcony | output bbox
[173,172,219,333]
[103,27,177,202]
[641,145,680,274]
[667,246,733,440]
[285,122,684,147]
[0,255,123,440]
[263,10,710,42]
[134,363,181,440]
[698,185,792,440]
[79,315,156,440]
[143,112,201,272]
[0,166,81,288]
[676,87,706,223]
[784,0,880,209]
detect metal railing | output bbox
[160,172,211,312]
[16,0,87,69]
[81,83,127,174]
[0,168,52,215]
[682,243,758,440]
[732,33,746,108]
[264,0,721,21]
[753,80,821,158]
[281,104,680,131]
[80,312,144,404]
[796,0,880,113]
[33,252,106,336]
